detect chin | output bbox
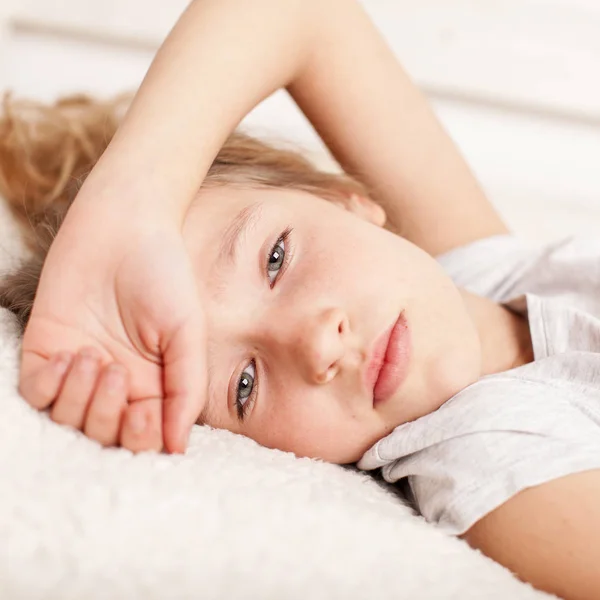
[314,435,382,465]
[443,346,481,389]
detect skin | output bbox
[25,187,533,464]
[25,184,530,465]
[15,0,600,595]
[18,0,508,456]
[184,187,600,600]
[22,184,600,599]
[181,185,526,464]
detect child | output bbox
[1,1,600,598]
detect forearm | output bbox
[78,0,320,221]
[78,0,504,255]
[464,470,600,600]
[290,1,507,255]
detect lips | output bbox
[365,312,411,405]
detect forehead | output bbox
[185,186,294,285]
[193,184,330,220]
[194,186,266,223]
[186,185,315,428]
[187,185,330,255]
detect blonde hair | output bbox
[0,93,370,332]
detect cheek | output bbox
[300,223,362,275]
[253,390,336,455]
[250,389,378,464]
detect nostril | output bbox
[316,364,338,384]
[325,364,337,383]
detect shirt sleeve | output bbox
[359,376,600,536]
[434,234,539,302]
[435,233,600,308]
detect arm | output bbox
[22,0,507,453]
[290,1,508,255]
[82,0,506,254]
[79,0,318,222]
[20,0,326,454]
[463,469,600,600]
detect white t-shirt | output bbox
[358,234,600,536]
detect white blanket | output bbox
[0,201,552,600]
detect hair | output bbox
[0,93,371,334]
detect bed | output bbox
[4,1,599,595]
[0,197,554,599]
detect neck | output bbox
[460,290,534,377]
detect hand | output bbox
[18,197,206,453]
[24,347,131,448]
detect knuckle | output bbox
[121,435,146,454]
[121,419,162,454]
[50,396,90,427]
[144,414,164,452]
[84,406,121,446]
[88,408,117,432]
[57,393,89,412]
[19,378,53,408]
[146,430,163,453]
[86,428,116,448]
[50,409,73,426]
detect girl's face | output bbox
[183,186,481,464]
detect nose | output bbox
[281,307,349,385]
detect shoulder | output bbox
[436,234,600,303]
[360,368,600,535]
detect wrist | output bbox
[73,152,195,227]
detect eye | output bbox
[266,228,292,288]
[267,238,285,285]
[235,360,256,421]
[233,228,293,422]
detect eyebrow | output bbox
[216,200,264,271]
[199,200,265,427]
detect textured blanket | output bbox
[0,200,552,600]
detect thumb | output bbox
[161,309,207,453]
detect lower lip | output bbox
[373,313,411,405]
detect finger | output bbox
[18,351,74,409]
[161,314,206,454]
[51,347,102,429]
[83,363,128,447]
[120,398,163,453]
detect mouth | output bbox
[365,312,411,406]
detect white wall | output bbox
[1,0,599,242]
